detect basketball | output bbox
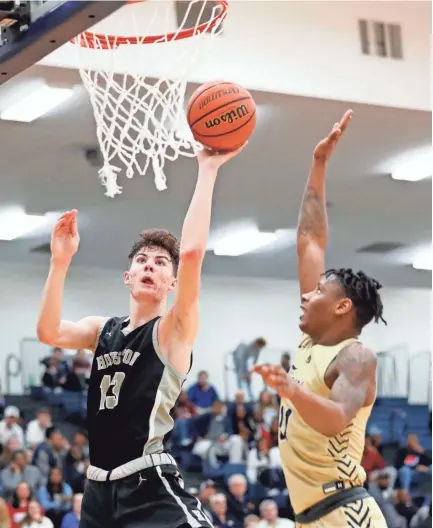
[187,81,257,151]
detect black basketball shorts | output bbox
[80,464,213,528]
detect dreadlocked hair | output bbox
[325,268,387,330]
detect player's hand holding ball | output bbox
[251,364,296,399]
[196,142,248,171]
[51,209,80,266]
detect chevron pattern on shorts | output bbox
[343,499,372,528]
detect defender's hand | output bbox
[51,210,80,265]
[250,364,295,399]
[313,110,352,164]
[197,142,248,170]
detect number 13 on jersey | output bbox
[99,372,126,410]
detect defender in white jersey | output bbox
[253,112,388,527]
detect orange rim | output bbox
[72,0,228,49]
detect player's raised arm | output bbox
[159,144,247,373]
[297,111,352,296]
[36,210,104,352]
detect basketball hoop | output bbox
[72,0,228,197]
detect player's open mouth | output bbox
[141,277,155,285]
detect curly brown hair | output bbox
[128,229,180,275]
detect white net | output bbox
[73,0,227,197]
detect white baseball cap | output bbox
[4,406,20,418]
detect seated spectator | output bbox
[232,338,267,402]
[247,438,281,487]
[280,353,291,373]
[32,428,67,479]
[226,474,256,527]
[26,409,52,449]
[0,450,44,501]
[174,390,197,417]
[210,493,238,528]
[187,371,219,413]
[60,493,82,528]
[0,408,24,448]
[244,515,260,528]
[0,438,22,471]
[62,445,88,494]
[258,499,295,527]
[255,392,278,429]
[37,467,72,526]
[394,488,418,527]
[72,430,88,459]
[231,405,256,445]
[62,350,91,393]
[41,348,69,392]
[198,480,216,521]
[395,434,432,492]
[0,497,11,528]
[192,401,245,467]
[21,500,53,528]
[7,481,33,528]
[369,472,407,528]
[362,435,397,488]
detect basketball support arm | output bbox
[0,1,128,86]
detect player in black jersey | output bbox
[36,144,246,528]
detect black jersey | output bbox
[87,316,187,471]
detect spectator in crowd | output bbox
[369,472,407,528]
[394,488,419,527]
[280,354,291,373]
[174,390,197,417]
[247,437,281,487]
[0,451,43,501]
[210,493,238,528]
[192,401,245,467]
[258,500,295,528]
[231,405,256,445]
[244,515,260,528]
[0,408,24,448]
[198,481,216,521]
[362,435,397,488]
[37,467,72,527]
[62,445,87,494]
[25,409,52,450]
[225,474,256,527]
[396,434,432,492]
[32,428,66,479]
[7,481,33,528]
[41,349,69,392]
[255,392,278,429]
[0,438,22,471]
[20,500,53,528]
[0,498,10,528]
[62,351,91,393]
[187,371,219,413]
[232,338,267,401]
[60,494,82,528]
[71,431,88,460]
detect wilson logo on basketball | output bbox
[199,87,240,110]
[205,104,250,129]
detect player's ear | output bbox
[335,297,352,316]
[124,270,131,285]
[169,276,177,291]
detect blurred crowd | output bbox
[0,344,428,528]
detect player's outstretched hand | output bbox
[197,142,248,170]
[313,110,353,164]
[51,210,80,266]
[250,364,295,399]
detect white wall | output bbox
[0,263,430,403]
[41,0,431,110]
